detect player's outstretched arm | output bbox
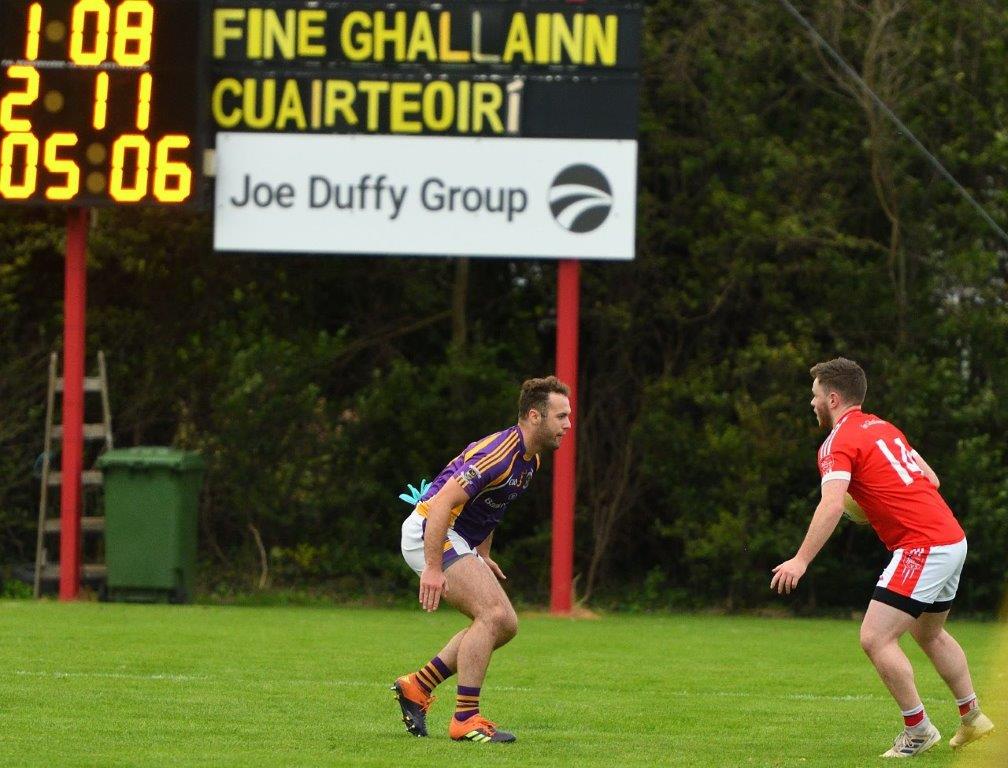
[419,478,469,612]
[771,480,847,595]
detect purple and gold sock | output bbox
[454,685,480,721]
[414,656,452,695]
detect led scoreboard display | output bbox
[0,0,206,206]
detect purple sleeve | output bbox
[453,448,515,496]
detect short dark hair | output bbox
[810,357,867,405]
[518,376,570,419]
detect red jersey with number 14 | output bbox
[817,408,964,551]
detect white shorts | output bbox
[873,538,967,617]
[400,510,480,576]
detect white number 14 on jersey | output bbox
[876,438,922,485]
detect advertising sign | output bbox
[214,131,636,259]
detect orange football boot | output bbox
[449,713,516,743]
[391,674,435,737]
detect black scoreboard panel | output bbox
[0,0,207,207]
[209,1,643,71]
[209,70,639,138]
[209,1,642,139]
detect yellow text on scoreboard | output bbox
[212,76,525,134]
[212,7,621,66]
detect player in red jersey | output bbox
[771,358,994,758]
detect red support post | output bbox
[59,207,88,600]
[551,259,579,614]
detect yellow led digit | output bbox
[152,135,192,202]
[113,0,154,66]
[0,132,40,199]
[26,3,42,60]
[135,72,152,130]
[71,0,111,65]
[43,133,81,201]
[0,65,40,132]
[93,71,109,129]
[109,133,150,202]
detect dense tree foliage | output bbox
[1,0,1006,611]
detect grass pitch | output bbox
[0,601,1004,767]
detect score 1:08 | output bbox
[24,0,156,66]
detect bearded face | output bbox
[810,379,833,429]
[535,393,572,451]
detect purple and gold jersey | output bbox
[416,425,540,547]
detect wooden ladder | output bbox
[33,351,114,597]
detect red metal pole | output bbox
[60,207,88,600]
[551,259,579,614]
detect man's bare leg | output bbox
[443,555,518,688]
[433,629,468,672]
[861,600,922,711]
[861,600,942,757]
[911,611,974,699]
[441,554,518,742]
[393,556,516,739]
[912,611,995,749]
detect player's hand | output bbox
[770,557,808,595]
[482,556,507,582]
[419,566,447,612]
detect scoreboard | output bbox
[208,2,641,259]
[0,0,642,232]
[209,1,641,139]
[0,0,206,206]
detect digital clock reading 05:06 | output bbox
[0,0,205,206]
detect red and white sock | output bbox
[901,703,930,733]
[956,693,979,721]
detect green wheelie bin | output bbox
[96,447,205,602]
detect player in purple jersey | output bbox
[392,376,572,743]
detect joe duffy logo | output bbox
[548,164,613,233]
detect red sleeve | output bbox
[818,432,854,485]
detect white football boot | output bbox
[881,724,941,758]
[949,711,994,750]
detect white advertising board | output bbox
[213,133,636,260]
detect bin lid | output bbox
[96,446,205,471]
